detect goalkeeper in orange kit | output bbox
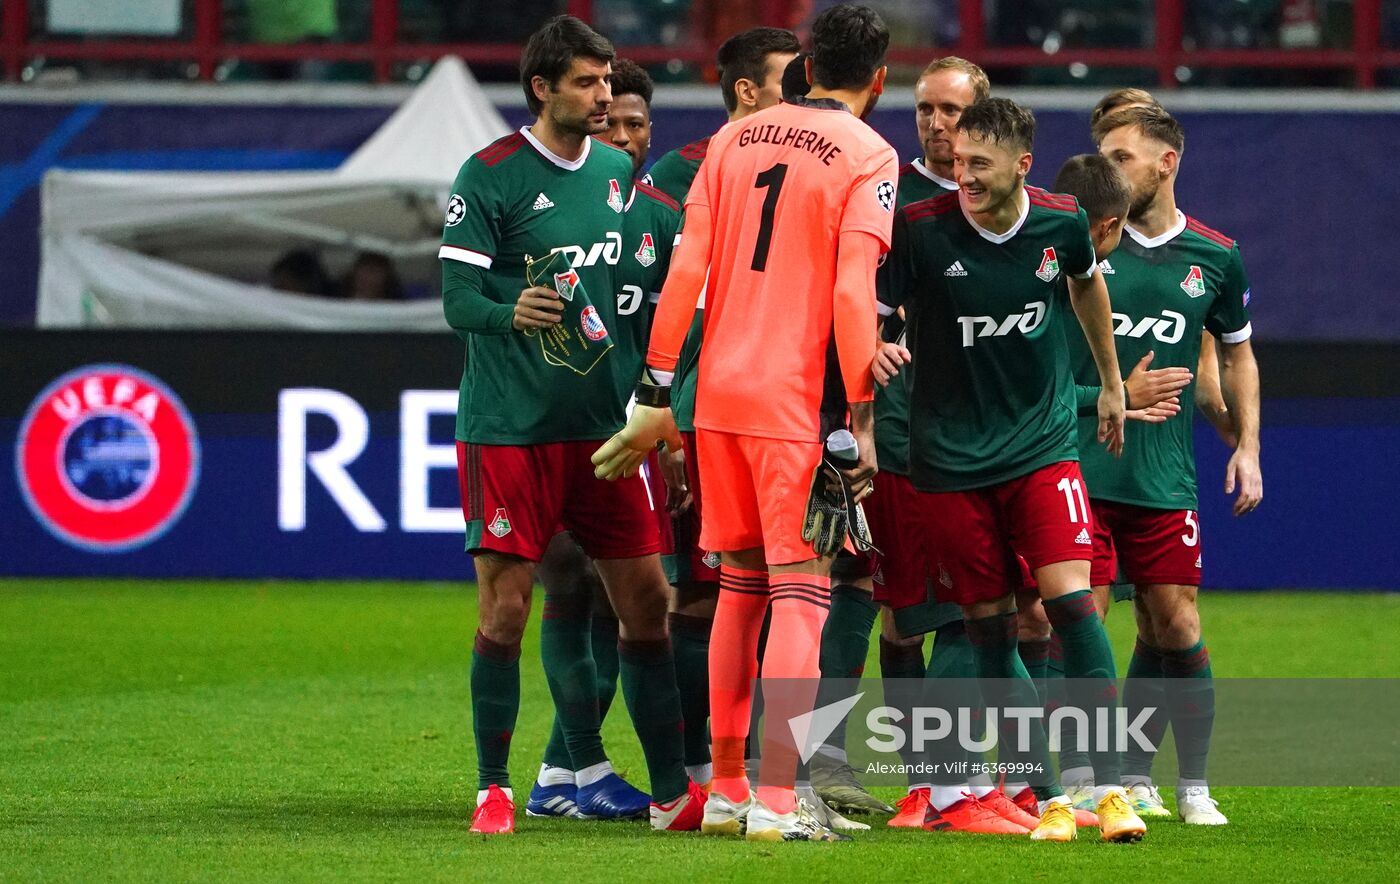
[593,4,899,843]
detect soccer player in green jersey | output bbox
[879,97,1147,842]
[442,16,702,835]
[1083,106,1263,826]
[842,56,1041,835]
[528,57,692,821]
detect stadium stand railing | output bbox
[3,0,1398,87]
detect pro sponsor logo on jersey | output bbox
[16,365,200,552]
[1112,310,1186,344]
[553,268,581,301]
[1180,264,1206,298]
[607,179,625,213]
[550,232,623,268]
[957,301,1046,347]
[581,305,608,341]
[445,194,466,227]
[876,180,895,212]
[1035,247,1060,282]
[488,507,512,537]
[635,232,657,267]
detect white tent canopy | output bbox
[37,57,509,329]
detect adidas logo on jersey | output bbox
[945,261,968,277]
[1099,259,1115,274]
[1074,528,1091,545]
[532,193,554,211]
[1195,554,1203,569]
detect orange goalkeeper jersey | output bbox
[655,98,899,443]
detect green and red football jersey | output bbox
[876,159,959,476]
[1070,211,1253,510]
[440,128,635,445]
[880,186,1097,492]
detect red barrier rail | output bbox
[2,0,1394,88]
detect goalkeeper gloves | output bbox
[802,460,850,557]
[802,452,879,558]
[592,371,682,481]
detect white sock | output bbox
[908,782,932,793]
[1006,780,1032,797]
[575,760,614,788]
[1060,765,1094,790]
[929,785,970,811]
[686,763,713,784]
[1037,794,1071,815]
[968,772,995,798]
[537,763,575,787]
[1178,779,1208,792]
[477,786,513,805]
[1121,774,1154,789]
[1093,784,1125,803]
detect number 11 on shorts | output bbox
[1057,477,1089,524]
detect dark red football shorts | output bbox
[1091,499,1203,587]
[914,461,1095,606]
[456,440,660,562]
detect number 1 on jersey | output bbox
[750,162,788,272]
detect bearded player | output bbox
[595,4,898,842]
[443,16,702,835]
[527,57,687,823]
[1081,106,1261,826]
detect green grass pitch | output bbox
[3,580,1399,881]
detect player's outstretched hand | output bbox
[1127,396,1181,423]
[592,405,682,481]
[659,444,692,514]
[512,285,564,332]
[1097,385,1126,457]
[1124,350,1192,410]
[873,342,911,387]
[1225,446,1262,516]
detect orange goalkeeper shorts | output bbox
[695,429,823,566]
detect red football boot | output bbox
[924,794,1032,835]
[651,779,706,831]
[978,788,1042,830]
[470,784,516,834]
[888,787,931,828]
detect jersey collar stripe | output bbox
[1125,210,1188,249]
[960,188,1031,244]
[1219,322,1253,344]
[519,126,591,172]
[910,158,959,191]
[1185,217,1236,248]
[439,245,493,268]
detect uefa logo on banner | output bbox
[15,364,200,552]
